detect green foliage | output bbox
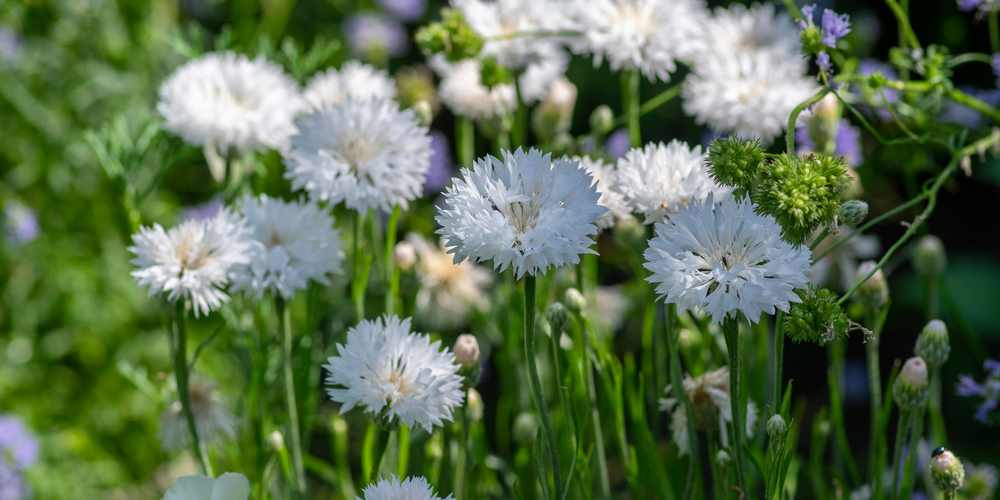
[415,8,484,62]
[706,137,766,189]
[784,286,850,345]
[479,56,510,89]
[799,25,827,56]
[756,154,852,245]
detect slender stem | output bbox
[622,71,641,148]
[773,311,785,411]
[550,320,573,443]
[891,410,911,500]
[278,298,307,496]
[385,205,401,316]
[815,195,927,262]
[581,316,611,499]
[609,83,684,130]
[513,77,528,148]
[947,88,1000,124]
[174,300,210,475]
[665,304,700,500]
[866,310,882,488]
[370,427,393,483]
[523,275,563,499]
[462,408,472,500]
[991,11,999,54]
[723,316,749,496]
[780,0,805,22]
[787,87,832,156]
[809,227,831,251]
[884,0,920,50]
[353,211,365,321]
[458,117,475,169]
[902,406,926,500]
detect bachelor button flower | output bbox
[698,3,800,59]
[956,359,1000,424]
[569,0,709,82]
[406,232,493,330]
[324,315,465,432]
[644,193,812,324]
[611,140,730,224]
[660,367,759,456]
[157,52,303,154]
[159,379,237,453]
[164,473,250,500]
[576,156,634,230]
[284,97,432,214]
[230,195,344,301]
[303,60,397,111]
[454,0,569,70]
[359,475,453,500]
[682,51,817,144]
[431,57,516,120]
[436,148,607,278]
[129,208,252,317]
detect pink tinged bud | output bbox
[454,334,480,368]
[899,357,928,389]
[395,241,417,271]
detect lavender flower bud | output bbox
[767,414,788,438]
[914,320,950,370]
[893,356,930,410]
[912,235,947,280]
[395,241,417,271]
[931,449,966,493]
[854,261,889,310]
[454,334,480,368]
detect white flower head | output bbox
[164,473,250,500]
[575,156,633,230]
[682,50,817,144]
[570,0,709,82]
[407,233,493,330]
[159,379,237,453]
[643,193,812,324]
[129,208,251,317]
[359,475,453,500]
[157,52,303,153]
[230,195,345,301]
[660,366,758,456]
[284,97,433,214]
[696,3,800,59]
[324,315,465,432]
[611,140,731,224]
[431,57,517,120]
[436,148,608,279]
[304,60,397,111]
[454,0,569,70]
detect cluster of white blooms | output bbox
[431,57,518,120]
[303,60,397,110]
[455,0,568,70]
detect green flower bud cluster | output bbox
[546,303,569,333]
[838,200,868,227]
[707,137,766,189]
[914,319,950,370]
[415,8,483,62]
[756,153,852,245]
[479,56,511,90]
[784,286,850,345]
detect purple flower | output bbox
[605,128,631,159]
[0,26,21,68]
[987,359,1000,376]
[424,131,453,193]
[958,0,984,11]
[957,359,1000,424]
[794,120,862,167]
[178,195,223,223]
[0,463,31,500]
[2,201,39,244]
[376,0,427,23]
[343,13,409,59]
[0,417,38,469]
[975,399,997,423]
[941,87,1000,129]
[797,5,816,30]
[816,52,832,73]
[820,9,851,48]
[957,375,983,396]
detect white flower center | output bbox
[329,133,380,179]
[613,5,658,37]
[176,234,216,271]
[505,201,542,240]
[380,370,415,400]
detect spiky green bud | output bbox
[893,356,930,411]
[415,8,483,62]
[707,137,766,189]
[931,449,965,493]
[757,154,852,245]
[912,234,947,280]
[914,319,950,370]
[784,286,850,345]
[767,415,788,438]
[838,200,868,227]
[546,303,569,333]
[564,288,586,315]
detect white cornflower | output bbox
[436,148,608,279]
[809,226,880,293]
[164,473,250,500]
[303,60,397,110]
[324,315,465,432]
[660,367,758,456]
[230,195,345,301]
[407,233,493,331]
[697,3,800,59]
[284,97,432,214]
[431,57,516,120]
[575,156,633,230]
[516,51,571,105]
[157,52,303,154]
[454,0,569,70]
[159,379,237,453]
[569,0,709,82]
[643,193,812,324]
[359,475,453,500]
[611,140,730,224]
[682,50,816,144]
[129,208,251,317]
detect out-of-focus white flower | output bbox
[660,367,758,456]
[303,60,397,110]
[343,13,409,59]
[230,195,344,301]
[696,3,800,59]
[454,0,570,70]
[596,285,629,332]
[358,475,452,500]
[436,148,607,278]
[129,208,252,317]
[407,233,493,330]
[159,379,237,453]
[431,57,517,120]
[644,193,812,324]
[157,52,303,154]
[284,97,432,214]
[575,156,633,230]
[569,0,709,82]
[518,52,571,104]
[809,226,880,293]
[611,140,729,224]
[682,50,816,144]
[164,473,250,500]
[324,315,465,432]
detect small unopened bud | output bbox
[589,105,614,134]
[807,94,842,154]
[513,412,538,445]
[466,388,484,424]
[854,261,889,310]
[564,288,586,315]
[546,303,569,333]
[838,200,868,227]
[912,235,947,280]
[454,334,480,368]
[893,356,930,410]
[266,430,285,452]
[812,93,841,121]
[766,414,788,438]
[914,320,950,370]
[931,449,966,493]
[395,241,417,271]
[413,100,434,127]
[716,449,731,467]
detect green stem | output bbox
[773,311,785,412]
[458,116,475,168]
[787,87,832,156]
[278,298,306,496]
[353,211,365,321]
[780,0,805,22]
[174,300,211,475]
[884,0,920,50]
[723,316,749,496]
[665,304,699,500]
[513,76,528,148]
[809,227,831,251]
[991,11,999,54]
[901,407,926,500]
[622,71,641,148]
[890,410,911,500]
[385,205,401,316]
[580,316,611,499]
[523,275,563,499]
[815,195,927,262]
[866,310,882,488]
[948,88,1000,124]
[458,407,471,499]
[370,427,393,483]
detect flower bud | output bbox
[395,241,417,271]
[853,261,889,311]
[766,414,788,439]
[716,449,731,468]
[564,288,586,315]
[838,200,868,227]
[414,8,483,62]
[266,430,285,452]
[914,320,950,370]
[413,100,434,127]
[395,65,439,113]
[912,235,947,280]
[893,356,930,410]
[784,286,849,345]
[466,388,484,424]
[479,57,510,90]
[546,303,569,333]
[931,449,966,493]
[589,105,614,134]
[454,334,480,369]
[707,137,766,189]
[806,94,842,155]
[513,412,538,445]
